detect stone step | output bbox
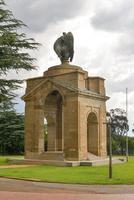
[80,157,126,166]
[8,158,66,166]
[87,152,104,161]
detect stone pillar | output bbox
[78,101,89,160]
[24,100,35,156]
[25,100,44,158]
[64,96,79,160]
[36,107,44,154]
[99,105,107,156]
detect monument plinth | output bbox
[22,32,109,165]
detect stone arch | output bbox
[44,90,63,151]
[87,112,99,155]
[43,83,65,106]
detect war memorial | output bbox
[22,32,109,166]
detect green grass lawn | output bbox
[0,156,24,165]
[0,156,134,184]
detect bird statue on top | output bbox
[53,32,74,63]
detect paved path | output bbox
[0,191,134,200]
[0,177,134,194]
[0,178,134,200]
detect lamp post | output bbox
[107,115,112,179]
[126,88,129,162]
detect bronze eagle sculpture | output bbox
[53,32,74,63]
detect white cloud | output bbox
[91,0,134,33]
[116,33,134,56]
[7,0,87,33]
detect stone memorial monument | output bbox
[22,32,109,166]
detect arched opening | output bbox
[44,118,48,151]
[44,90,63,152]
[87,112,98,155]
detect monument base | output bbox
[8,157,126,167]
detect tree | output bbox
[0,86,24,155]
[109,108,129,155]
[128,137,134,155]
[0,109,24,155]
[0,0,39,103]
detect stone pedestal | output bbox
[22,62,109,162]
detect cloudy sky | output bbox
[6,0,134,135]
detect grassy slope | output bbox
[0,156,24,165]
[0,156,134,184]
[0,157,8,165]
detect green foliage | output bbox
[0,109,24,155]
[128,137,134,155]
[110,108,129,136]
[0,156,134,184]
[108,108,129,155]
[111,134,134,155]
[0,0,40,102]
